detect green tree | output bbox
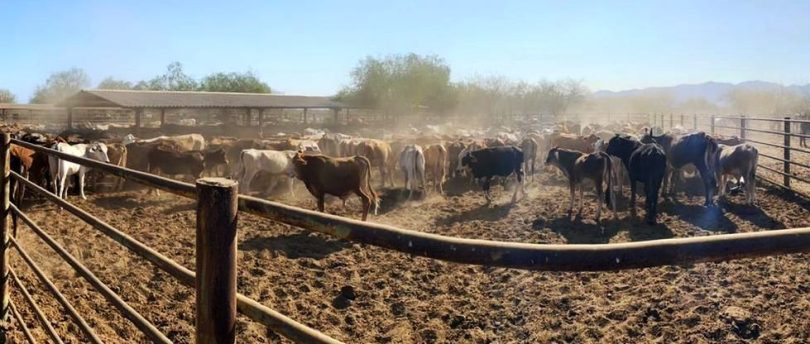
[97,77,134,90]
[198,71,271,93]
[0,89,16,103]
[338,53,457,117]
[30,68,90,104]
[135,62,197,91]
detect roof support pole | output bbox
[345,108,350,124]
[258,109,264,138]
[134,109,143,135]
[160,109,166,129]
[333,108,339,126]
[303,108,308,125]
[67,107,74,130]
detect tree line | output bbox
[2,62,272,104]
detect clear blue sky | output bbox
[2,0,809,101]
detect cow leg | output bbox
[567,183,575,217]
[630,180,638,218]
[697,166,714,207]
[78,171,87,200]
[483,177,492,204]
[240,170,257,195]
[577,185,584,216]
[595,181,603,221]
[356,189,371,221]
[287,176,295,198]
[317,193,326,213]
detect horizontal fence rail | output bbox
[10,203,172,344]
[8,235,103,344]
[11,171,339,344]
[9,300,35,344]
[9,267,63,344]
[238,195,810,271]
[6,118,810,342]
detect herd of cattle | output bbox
[4,119,760,224]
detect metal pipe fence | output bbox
[2,115,810,343]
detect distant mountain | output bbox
[593,81,810,106]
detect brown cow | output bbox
[550,133,600,153]
[545,148,617,221]
[424,144,447,194]
[291,152,379,221]
[357,139,393,187]
[9,145,49,206]
[146,144,205,196]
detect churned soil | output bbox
[5,172,810,343]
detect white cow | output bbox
[236,149,297,196]
[398,144,426,199]
[715,143,759,205]
[49,142,110,200]
[123,133,206,151]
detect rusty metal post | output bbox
[160,109,166,128]
[740,115,746,140]
[710,115,715,135]
[196,178,238,344]
[0,133,9,322]
[784,117,791,188]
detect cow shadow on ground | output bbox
[436,203,515,226]
[241,232,349,259]
[720,198,786,229]
[660,200,738,233]
[442,177,477,197]
[376,187,427,214]
[534,216,622,244]
[91,194,163,210]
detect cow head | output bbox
[457,152,476,175]
[122,134,137,146]
[544,147,559,167]
[86,142,110,163]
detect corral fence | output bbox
[649,113,810,199]
[2,132,810,343]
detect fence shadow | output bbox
[533,216,622,244]
[720,199,786,229]
[661,201,738,233]
[241,232,349,259]
[436,203,515,226]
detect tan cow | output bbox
[550,134,600,153]
[424,144,447,194]
[357,139,393,186]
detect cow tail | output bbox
[356,156,379,214]
[602,152,615,211]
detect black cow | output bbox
[458,146,525,204]
[642,131,718,206]
[147,145,205,196]
[606,135,667,224]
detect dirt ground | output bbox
[4,167,810,344]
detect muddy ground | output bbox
[5,171,810,343]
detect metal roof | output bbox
[57,89,347,109]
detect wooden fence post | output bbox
[0,133,9,323]
[784,117,791,188]
[740,115,746,140]
[710,115,715,135]
[196,178,238,344]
